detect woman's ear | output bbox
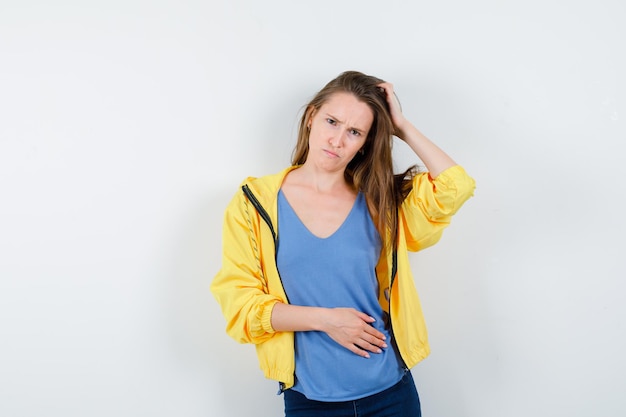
[306,106,316,129]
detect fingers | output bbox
[377,82,407,139]
[355,310,376,323]
[326,308,389,359]
[346,332,388,359]
[351,311,387,346]
[357,314,386,342]
[361,331,389,354]
[377,82,400,109]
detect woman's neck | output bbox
[289,163,353,195]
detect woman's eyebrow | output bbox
[325,112,367,133]
[325,112,342,123]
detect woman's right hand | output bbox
[320,308,388,358]
[271,303,388,358]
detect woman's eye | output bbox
[350,129,360,136]
[326,118,336,125]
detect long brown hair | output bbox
[292,71,418,248]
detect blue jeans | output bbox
[283,371,421,417]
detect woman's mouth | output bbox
[323,149,339,158]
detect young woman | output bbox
[211,71,475,416]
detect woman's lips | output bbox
[323,149,339,158]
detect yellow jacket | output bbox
[211,165,475,389]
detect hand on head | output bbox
[377,82,409,140]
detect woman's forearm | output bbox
[270,302,328,332]
[397,121,457,178]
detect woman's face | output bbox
[305,92,373,174]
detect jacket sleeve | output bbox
[400,165,476,252]
[210,189,281,345]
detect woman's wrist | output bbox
[311,306,330,333]
[393,118,413,141]
[271,303,331,333]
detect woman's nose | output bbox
[329,130,344,147]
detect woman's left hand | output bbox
[377,82,408,140]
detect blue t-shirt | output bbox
[277,190,404,401]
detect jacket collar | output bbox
[241,166,300,221]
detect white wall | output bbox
[1,0,624,416]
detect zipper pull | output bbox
[276,382,285,395]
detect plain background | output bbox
[1,0,625,416]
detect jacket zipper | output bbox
[241,184,289,394]
[242,185,277,245]
[388,247,409,371]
